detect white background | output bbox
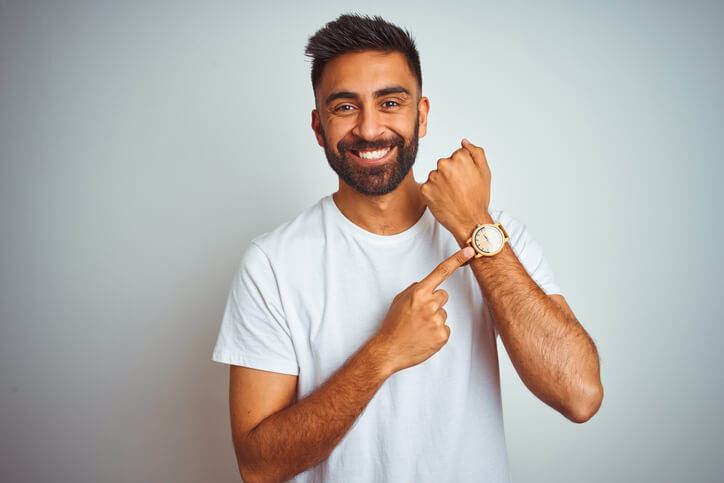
[1,1,722,481]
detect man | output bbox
[212,14,603,482]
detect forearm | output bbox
[453,220,602,422]
[239,338,393,482]
[421,138,601,421]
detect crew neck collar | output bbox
[323,194,434,243]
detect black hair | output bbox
[304,14,422,97]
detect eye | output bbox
[334,104,355,112]
[382,100,400,108]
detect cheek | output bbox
[391,112,418,136]
[326,119,356,144]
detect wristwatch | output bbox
[466,222,510,258]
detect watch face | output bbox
[473,225,504,254]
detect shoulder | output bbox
[488,208,528,242]
[487,207,542,259]
[249,195,329,263]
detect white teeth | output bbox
[358,147,391,160]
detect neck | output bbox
[332,170,427,236]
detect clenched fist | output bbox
[372,246,475,374]
[420,138,493,246]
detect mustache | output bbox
[338,135,404,152]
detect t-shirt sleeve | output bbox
[211,242,299,375]
[496,210,564,297]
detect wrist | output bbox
[362,336,397,380]
[453,211,494,247]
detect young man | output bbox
[212,14,603,482]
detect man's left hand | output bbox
[420,138,493,247]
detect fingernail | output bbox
[463,246,475,258]
[462,138,469,144]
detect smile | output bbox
[355,147,391,159]
[350,146,393,166]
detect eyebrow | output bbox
[324,86,411,105]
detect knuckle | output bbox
[438,325,450,343]
[431,310,447,328]
[394,288,407,302]
[403,282,418,298]
[436,263,451,280]
[454,148,469,159]
[419,183,430,197]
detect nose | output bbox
[351,106,386,141]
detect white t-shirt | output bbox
[213,194,562,482]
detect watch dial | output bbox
[474,226,503,254]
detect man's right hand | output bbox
[373,246,476,374]
[231,246,475,482]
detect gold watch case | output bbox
[466,223,510,258]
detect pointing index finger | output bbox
[419,246,475,291]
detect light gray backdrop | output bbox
[1,1,722,482]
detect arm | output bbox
[420,138,603,423]
[230,248,474,482]
[232,339,391,483]
[452,215,603,423]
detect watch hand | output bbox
[479,236,490,252]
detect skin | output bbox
[229,50,603,482]
[311,50,430,235]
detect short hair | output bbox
[305,14,422,97]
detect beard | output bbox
[319,116,420,196]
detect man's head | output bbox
[305,15,429,196]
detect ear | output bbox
[311,109,325,147]
[417,96,430,139]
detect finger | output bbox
[446,148,478,171]
[433,289,449,307]
[461,138,487,168]
[419,246,475,291]
[432,308,447,326]
[452,146,468,156]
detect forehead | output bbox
[316,50,418,100]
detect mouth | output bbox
[348,146,394,166]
